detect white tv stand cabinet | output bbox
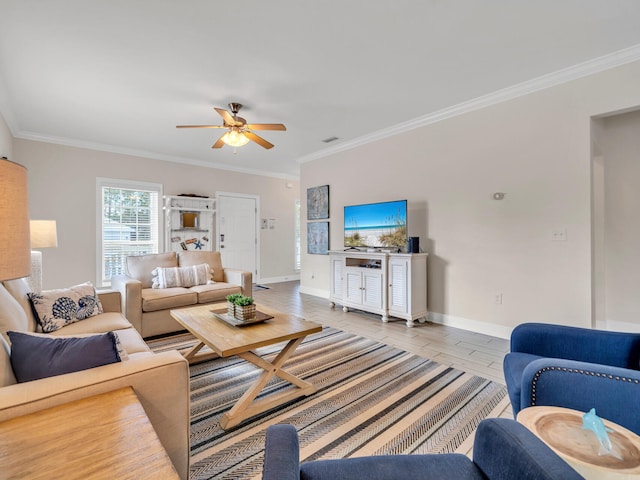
[329,250,428,327]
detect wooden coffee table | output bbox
[0,387,179,479]
[170,303,322,429]
[518,406,640,479]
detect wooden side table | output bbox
[518,406,640,480]
[0,387,180,479]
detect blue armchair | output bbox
[262,418,583,480]
[503,322,640,434]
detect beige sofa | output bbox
[0,278,190,480]
[112,251,252,338]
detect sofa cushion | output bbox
[0,284,30,342]
[152,263,213,289]
[190,283,242,304]
[107,327,151,354]
[127,252,177,288]
[8,331,123,383]
[178,251,224,282]
[141,287,197,312]
[28,282,104,333]
[2,278,39,332]
[48,312,133,336]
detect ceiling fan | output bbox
[176,102,286,150]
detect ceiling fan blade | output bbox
[246,123,287,131]
[176,125,226,128]
[214,107,242,127]
[244,131,274,149]
[212,135,226,149]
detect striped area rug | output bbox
[147,327,508,480]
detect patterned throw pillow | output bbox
[27,282,104,333]
[151,263,213,289]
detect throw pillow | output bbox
[151,263,213,289]
[7,331,123,383]
[27,282,104,333]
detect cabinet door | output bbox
[388,259,408,314]
[345,270,363,304]
[362,271,384,309]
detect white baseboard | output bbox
[255,274,300,285]
[299,286,330,298]
[598,319,640,333]
[428,312,512,340]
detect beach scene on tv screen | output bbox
[344,200,407,248]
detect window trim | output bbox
[96,177,163,287]
[294,198,301,272]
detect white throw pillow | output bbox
[152,263,213,289]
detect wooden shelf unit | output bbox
[164,195,215,252]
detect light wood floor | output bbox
[252,280,514,428]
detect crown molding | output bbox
[297,43,640,164]
[13,130,299,180]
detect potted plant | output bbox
[233,295,256,321]
[226,294,256,320]
[225,293,242,317]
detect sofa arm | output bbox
[263,424,300,480]
[510,322,640,368]
[520,358,640,435]
[473,418,583,480]
[111,275,143,333]
[97,289,122,313]
[223,268,252,297]
[0,351,190,480]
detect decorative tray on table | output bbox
[211,308,274,327]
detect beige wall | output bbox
[300,61,640,338]
[0,111,12,160]
[14,139,299,289]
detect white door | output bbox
[216,193,258,278]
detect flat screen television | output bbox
[344,200,407,249]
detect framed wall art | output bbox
[307,185,329,220]
[307,221,329,255]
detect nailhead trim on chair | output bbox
[530,366,640,405]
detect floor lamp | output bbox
[29,220,58,292]
[0,158,31,283]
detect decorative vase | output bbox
[234,303,256,321]
[227,301,235,317]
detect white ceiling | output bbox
[1,1,640,179]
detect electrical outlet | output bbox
[494,293,503,305]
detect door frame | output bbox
[215,191,261,282]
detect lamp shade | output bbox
[30,220,58,248]
[0,159,31,281]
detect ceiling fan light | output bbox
[221,130,249,147]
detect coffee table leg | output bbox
[182,341,219,364]
[220,336,316,429]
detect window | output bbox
[294,199,301,271]
[97,178,162,287]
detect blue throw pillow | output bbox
[7,331,122,383]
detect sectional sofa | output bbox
[0,277,190,479]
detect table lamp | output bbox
[28,220,58,292]
[0,158,31,282]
